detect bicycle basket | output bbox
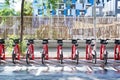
[28,39,34,44]
[115,40,120,44]
[100,40,107,44]
[57,40,63,44]
[0,39,5,44]
[42,40,48,44]
[86,40,91,44]
[72,39,77,44]
[14,39,19,44]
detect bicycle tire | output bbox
[104,51,108,65]
[26,53,30,64]
[12,51,16,64]
[92,50,97,64]
[76,51,79,64]
[60,51,63,64]
[41,52,45,64]
[0,55,2,64]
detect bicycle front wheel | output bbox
[26,53,30,64]
[92,50,97,64]
[104,51,108,65]
[12,52,16,64]
[41,53,45,64]
[60,51,63,64]
[76,51,79,64]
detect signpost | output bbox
[93,0,97,50]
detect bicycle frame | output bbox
[27,43,34,60]
[100,40,108,60]
[86,43,93,60]
[71,39,78,60]
[42,40,49,60]
[0,42,5,60]
[114,40,120,60]
[13,43,20,60]
[85,39,95,60]
[57,43,62,60]
[100,44,106,60]
[71,44,77,60]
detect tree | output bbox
[24,1,33,16]
[20,0,24,41]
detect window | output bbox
[80,0,84,3]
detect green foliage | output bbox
[6,35,27,56]
[24,1,33,16]
[0,8,16,16]
[47,0,60,9]
[5,0,10,6]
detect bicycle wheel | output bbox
[60,51,63,64]
[41,52,45,64]
[76,51,79,64]
[12,51,16,64]
[92,50,97,64]
[0,55,1,64]
[26,53,30,64]
[104,51,108,65]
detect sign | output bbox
[118,1,120,9]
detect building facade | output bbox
[33,0,117,17]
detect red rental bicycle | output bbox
[11,38,20,64]
[99,39,109,64]
[0,39,5,62]
[71,39,79,64]
[114,39,120,60]
[26,39,34,64]
[85,39,97,64]
[41,39,49,64]
[56,39,63,64]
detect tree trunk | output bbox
[20,0,25,42]
[20,0,25,54]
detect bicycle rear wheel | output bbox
[12,52,16,64]
[26,53,30,64]
[60,51,63,64]
[92,50,97,64]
